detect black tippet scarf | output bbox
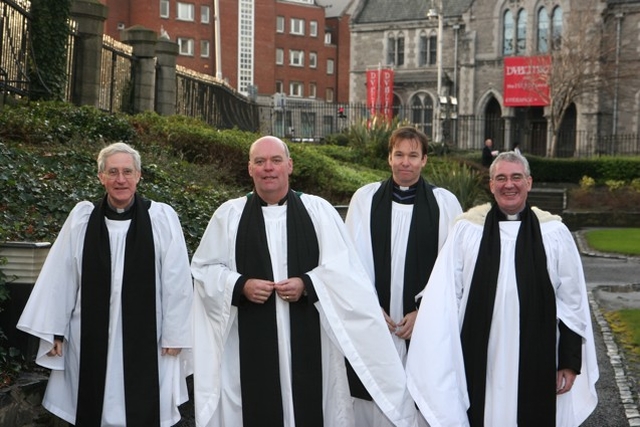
[235,190,322,427]
[460,203,557,427]
[77,194,160,427]
[371,177,440,316]
[348,177,440,400]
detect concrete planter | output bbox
[0,242,51,285]
[0,242,51,362]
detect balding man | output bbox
[191,136,416,427]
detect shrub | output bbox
[580,176,596,190]
[427,161,490,211]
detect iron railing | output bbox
[0,0,30,98]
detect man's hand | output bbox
[556,368,578,394]
[382,308,397,333]
[274,277,305,302]
[395,310,417,340]
[161,348,182,357]
[243,278,275,304]
[47,339,63,357]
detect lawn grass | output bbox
[604,310,640,360]
[584,228,640,256]
[589,228,640,372]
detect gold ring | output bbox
[284,295,289,300]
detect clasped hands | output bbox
[244,277,304,304]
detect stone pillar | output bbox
[121,26,157,114]
[155,35,178,116]
[503,115,514,153]
[70,0,108,108]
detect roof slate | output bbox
[352,0,473,23]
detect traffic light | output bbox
[337,107,346,119]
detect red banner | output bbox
[366,68,394,120]
[503,56,550,107]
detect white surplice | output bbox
[345,182,462,427]
[191,193,417,427]
[17,200,194,427]
[406,203,599,427]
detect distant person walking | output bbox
[482,138,498,167]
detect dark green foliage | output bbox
[526,155,640,183]
[0,102,136,144]
[28,0,72,101]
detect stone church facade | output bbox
[350,0,640,156]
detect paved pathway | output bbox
[576,231,640,426]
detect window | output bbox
[537,8,549,53]
[309,83,317,98]
[290,18,305,35]
[276,16,285,33]
[201,40,210,58]
[201,5,210,24]
[275,81,284,93]
[160,0,169,18]
[419,35,428,66]
[324,32,332,44]
[177,38,194,56]
[238,0,254,93]
[552,7,563,49]
[276,48,284,65]
[387,33,404,66]
[428,34,437,65]
[387,36,396,65]
[177,2,195,21]
[325,88,334,103]
[503,10,514,55]
[516,9,527,55]
[310,21,318,37]
[327,59,334,75]
[309,52,317,68]
[290,50,304,67]
[290,81,303,97]
[419,32,437,67]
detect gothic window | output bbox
[516,9,527,55]
[537,7,549,53]
[387,35,396,65]
[552,6,563,49]
[503,10,514,56]
[386,33,405,66]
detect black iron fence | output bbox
[99,35,132,113]
[176,65,259,131]
[257,101,640,158]
[0,0,30,98]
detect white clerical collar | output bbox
[506,213,520,221]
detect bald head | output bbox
[248,136,293,204]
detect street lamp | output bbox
[427,0,444,142]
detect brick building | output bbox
[100,0,354,104]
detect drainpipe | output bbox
[214,0,223,80]
[452,24,459,98]
[612,12,623,135]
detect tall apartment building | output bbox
[100,0,353,104]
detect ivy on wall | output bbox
[28,0,72,101]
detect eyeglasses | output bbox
[103,168,137,180]
[492,173,526,184]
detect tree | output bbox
[528,1,614,157]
